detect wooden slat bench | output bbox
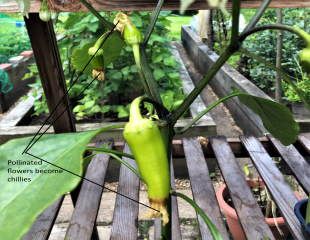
[23,135,310,240]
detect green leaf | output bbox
[101,31,125,67]
[71,31,124,75]
[172,191,223,240]
[153,68,165,80]
[238,94,299,145]
[0,125,123,240]
[71,41,94,75]
[116,105,129,118]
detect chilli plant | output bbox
[1,0,310,239]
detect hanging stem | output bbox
[132,44,153,98]
[242,0,272,33]
[169,46,233,124]
[140,47,163,104]
[230,0,241,44]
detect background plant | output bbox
[27,11,184,120]
[0,13,30,64]
[213,8,310,102]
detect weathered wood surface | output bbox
[154,218,162,240]
[210,136,275,240]
[298,133,310,154]
[0,118,215,144]
[181,26,310,135]
[183,138,229,240]
[182,25,267,136]
[269,136,310,194]
[22,197,64,240]
[240,136,305,240]
[0,90,40,127]
[110,145,140,239]
[172,44,216,132]
[170,158,182,240]
[1,0,309,12]
[24,13,75,133]
[65,143,111,240]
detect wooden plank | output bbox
[24,13,79,208]
[154,218,162,240]
[298,133,310,154]
[210,136,274,240]
[110,145,140,240]
[268,135,310,194]
[0,90,40,127]
[240,136,305,240]
[65,143,111,240]
[0,118,215,144]
[1,0,309,12]
[22,197,64,240]
[24,13,75,134]
[183,138,229,240]
[170,158,182,240]
[171,44,216,133]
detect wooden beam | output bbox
[1,0,309,13]
[24,13,75,133]
[0,118,215,144]
[0,90,41,127]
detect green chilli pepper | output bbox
[123,97,170,224]
[294,27,310,73]
[114,13,143,68]
[88,33,105,80]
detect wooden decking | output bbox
[22,135,310,239]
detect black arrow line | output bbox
[25,151,159,212]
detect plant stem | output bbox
[86,146,135,159]
[171,191,223,240]
[133,44,153,98]
[79,0,114,29]
[140,47,163,104]
[176,92,242,134]
[143,0,165,46]
[96,123,125,135]
[240,24,308,42]
[230,0,241,45]
[239,47,310,110]
[169,46,233,124]
[108,153,142,179]
[242,0,272,33]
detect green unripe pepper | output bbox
[114,13,143,69]
[299,48,310,73]
[123,97,170,224]
[88,33,106,56]
[294,27,310,73]
[123,23,143,46]
[88,33,106,80]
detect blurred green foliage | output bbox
[28,11,185,120]
[213,8,310,102]
[0,14,30,64]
